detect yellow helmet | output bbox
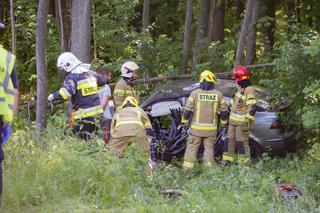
[121,96,139,108]
[199,70,216,83]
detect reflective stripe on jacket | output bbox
[0,47,16,123]
[110,107,151,138]
[184,89,228,137]
[53,70,105,119]
[229,86,256,125]
[113,78,139,111]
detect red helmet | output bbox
[232,66,250,82]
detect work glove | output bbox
[243,119,250,134]
[2,125,12,144]
[219,126,228,136]
[47,94,54,102]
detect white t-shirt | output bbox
[98,85,113,120]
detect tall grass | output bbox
[1,122,319,212]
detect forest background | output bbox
[0,0,320,212]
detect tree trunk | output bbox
[235,0,254,65]
[211,0,225,42]
[55,0,71,51]
[192,0,210,73]
[142,0,150,30]
[287,0,296,32]
[36,0,50,135]
[245,0,260,65]
[181,0,193,74]
[261,0,276,53]
[71,0,91,62]
[236,0,244,20]
[207,0,216,42]
[10,0,16,53]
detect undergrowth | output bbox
[1,122,319,213]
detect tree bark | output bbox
[211,0,225,42]
[207,0,216,42]
[71,0,91,62]
[181,0,193,74]
[142,0,150,30]
[192,0,210,73]
[261,0,276,53]
[245,0,260,65]
[55,0,71,51]
[236,0,244,20]
[10,0,16,53]
[36,0,50,135]
[235,0,254,65]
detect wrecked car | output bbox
[141,78,299,162]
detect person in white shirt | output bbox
[97,68,114,143]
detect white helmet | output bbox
[57,52,82,72]
[121,61,139,78]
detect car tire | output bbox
[249,139,263,159]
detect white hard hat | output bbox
[121,61,139,78]
[57,52,82,72]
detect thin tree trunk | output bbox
[36,0,50,135]
[212,0,225,42]
[181,0,193,74]
[261,0,276,53]
[207,0,216,42]
[192,0,210,73]
[245,0,260,65]
[92,2,97,60]
[55,0,68,51]
[10,0,16,53]
[287,0,296,33]
[235,0,254,65]
[236,0,244,20]
[142,0,150,30]
[71,0,91,62]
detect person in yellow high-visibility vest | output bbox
[181,70,228,169]
[0,21,19,199]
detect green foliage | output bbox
[260,32,320,135]
[1,120,320,212]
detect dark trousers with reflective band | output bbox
[72,117,99,141]
[223,124,250,162]
[183,134,216,169]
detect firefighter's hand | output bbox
[47,94,54,102]
[2,125,12,144]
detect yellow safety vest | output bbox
[0,47,16,123]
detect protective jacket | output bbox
[113,78,139,110]
[110,106,151,139]
[0,46,16,123]
[229,86,257,125]
[53,70,105,119]
[183,89,228,137]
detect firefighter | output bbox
[222,66,257,164]
[0,20,19,200]
[108,96,151,156]
[48,52,105,140]
[182,70,229,169]
[108,96,155,175]
[113,61,140,111]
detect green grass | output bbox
[1,123,319,212]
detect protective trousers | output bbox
[183,134,216,169]
[108,136,150,157]
[223,124,250,162]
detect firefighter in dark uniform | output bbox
[48,52,105,140]
[182,70,229,169]
[222,66,257,163]
[0,21,19,200]
[113,61,140,111]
